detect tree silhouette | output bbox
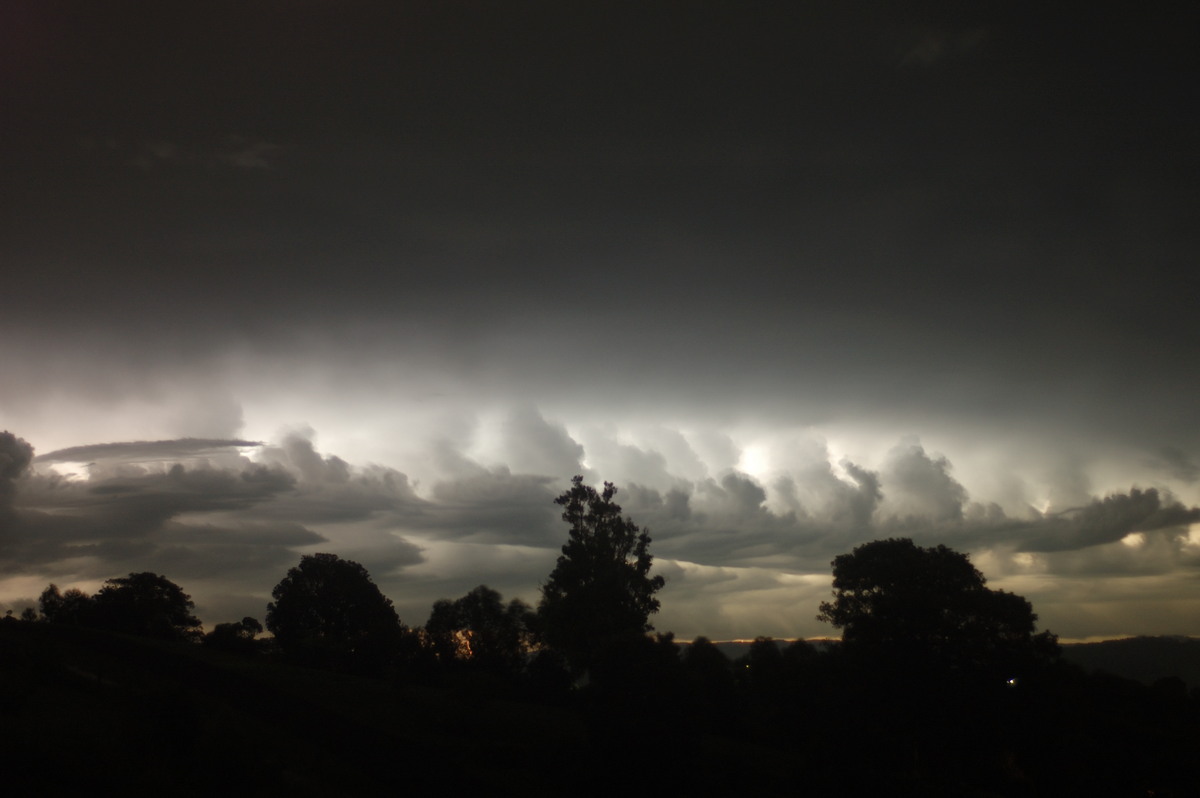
[203,616,263,654]
[266,553,405,672]
[423,584,534,674]
[739,636,786,695]
[538,476,665,674]
[38,584,94,625]
[680,636,737,729]
[818,538,1058,672]
[89,573,202,641]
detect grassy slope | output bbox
[0,621,588,796]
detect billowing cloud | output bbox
[1018,488,1200,553]
[492,406,585,478]
[3,424,1200,640]
[2,434,425,622]
[879,440,969,524]
[0,3,1195,641]
[425,467,561,545]
[0,431,34,503]
[1151,446,1200,483]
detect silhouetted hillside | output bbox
[0,621,799,796]
[709,637,1200,691]
[6,619,1200,796]
[1062,636,1200,689]
[709,638,839,661]
[0,620,589,795]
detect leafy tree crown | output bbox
[266,553,403,667]
[538,476,665,672]
[424,584,535,671]
[91,572,202,641]
[818,538,1057,670]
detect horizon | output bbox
[5,428,1198,643]
[2,3,1197,642]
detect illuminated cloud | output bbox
[0,4,1196,640]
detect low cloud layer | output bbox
[3,420,1198,642]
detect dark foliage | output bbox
[89,572,203,642]
[524,648,574,703]
[423,584,535,675]
[39,573,202,642]
[818,537,1059,675]
[38,583,93,626]
[203,616,263,654]
[4,589,1199,797]
[0,620,592,796]
[266,552,407,673]
[538,476,665,674]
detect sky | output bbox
[2,1,1198,642]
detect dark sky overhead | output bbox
[2,1,1198,641]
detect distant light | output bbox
[737,445,769,479]
[1006,677,1018,687]
[45,461,90,481]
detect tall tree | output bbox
[538,476,665,673]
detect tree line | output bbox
[13,475,1200,795]
[21,476,669,679]
[21,475,1056,682]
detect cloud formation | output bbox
[36,438,262,465]
[0,431,34,503]
[2,422,1200,641]
[1,4,1196,642]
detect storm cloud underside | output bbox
[1,3,1197,639]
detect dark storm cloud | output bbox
[2,508,316,583]
[609,439,1200,577]
[4,426,1200,637]
[65,464,295,529]
[620,473,817,569]
[162,520,324,548]
[1018,489,1200,554]
[249,431,427,524]
[1035,532,1195,580]
[0,431,34,502]
[3,457,303,576]
[1150,447,1200,484]
[895,25,989,67]
[4,435,425,591]
[119,136,280,171]
[2,1,1195,462]
[1,2,1198,638]
[425,469,560,545]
